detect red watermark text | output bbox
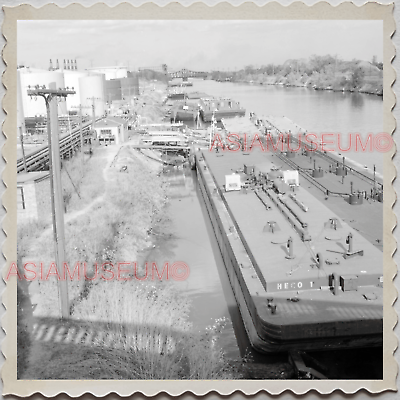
[6,261,190,282]
[209,132,393,153]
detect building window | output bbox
[100,129,112,136]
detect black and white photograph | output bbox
[2,1,397,396]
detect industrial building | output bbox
[85,66,128,80]
[17,67,106,118]
[104,74,140,103]
[17,61,141,153]
[18,66,140,118]
[17,171,51,224]
[93,116,129,145]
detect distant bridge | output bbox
[138,65,208,81]
[168,68,208,81]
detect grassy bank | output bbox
[18,135,242,379]
[22,144,169,316]
[25,279,240,379]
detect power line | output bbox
[27,82,76,319]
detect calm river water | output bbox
[142,82,384,377]
[186,79,384,174]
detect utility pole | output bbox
[87,96,101,139]
[72,104,91,177]
[27,82,75,319]
[17,70,28,172]
[19,126,27,172]
[209,111,216,149]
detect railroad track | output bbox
[17,120,97,173]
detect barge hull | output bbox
[174,111,197,121]
[196,151,382,353]
[201,110,246,122]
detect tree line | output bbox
[210,54,383,93]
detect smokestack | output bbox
[56,59,59,70]
[49,59,53,71]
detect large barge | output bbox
[199,97,246,122]
[195,118,383,353]
[171,102,200,122]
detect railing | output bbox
[315,149,383,189]
[272,151,342,196]
[261,117,383,190]
[17,119,96,173]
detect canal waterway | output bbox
[137,162,383,379]
[184,79,384,174]
[137,165,244,359]
[136,163,294,376]
[139,81,384,378]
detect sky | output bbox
[18,20,383,72]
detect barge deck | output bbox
[199,98,246,122]
[195,144,383,353]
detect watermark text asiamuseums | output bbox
[209,132,394,153]
[7,261,190,282]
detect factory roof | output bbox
[17,171,49,184]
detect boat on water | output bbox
[141,134,188,148]
[140,148,186,166]
[167,91,186,100]
[170,102,200,122]
[168,81,193,88]
[185,92,210,100]
[195,116,383,353]
[199,97,246,122]
[167,92,209,122]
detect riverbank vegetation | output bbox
[210,54,383,95]
[131,80,168,124]
[24,278,240,379]
[17,135,242,379]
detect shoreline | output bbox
[216,79,383,97]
